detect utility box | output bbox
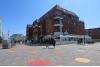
[2,40,11,49]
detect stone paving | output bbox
[0,43,100,66]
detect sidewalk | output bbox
[0,43,100,66]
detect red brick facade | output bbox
[86,28,100,39]
[26,5,85,41]
[26,24,33,40]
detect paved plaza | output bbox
[0,43,100,66]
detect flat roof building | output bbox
[86,28,100,42]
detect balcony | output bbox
[53,24,60,26]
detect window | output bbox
[54,26,60,32]
[54,19,59,24]
[46,19,50,33]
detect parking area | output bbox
[0,42,100,66]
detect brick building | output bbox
[26,5,86,42]
[26,24,33,40]
[86,28,100,41]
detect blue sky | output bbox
[0,0,100,36]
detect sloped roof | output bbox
[35,5,79,24]
[54,5,78,17]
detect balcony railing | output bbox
[53,24,60,26]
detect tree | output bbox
[10,34,26,42]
